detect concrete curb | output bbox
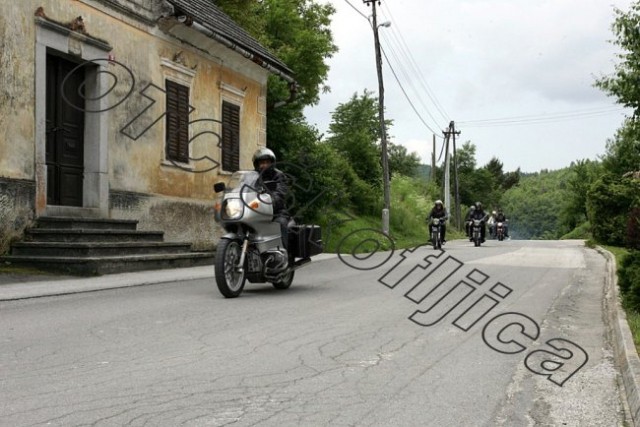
[598,246,640,426]
[0,253,340,301]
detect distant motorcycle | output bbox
[495,221,505,241]
[213,170,323,298]
[471,219,484,247]
[429,217,444,250]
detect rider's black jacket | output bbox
[258,166,289,217]
[496,212,507,222]
[428,206,448,220]
[470,209,488,221]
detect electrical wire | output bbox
[381,46,444,137]
[379,2,450,122]
[459,107,626,128]
[342,0,445,138]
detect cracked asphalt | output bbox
[0,240,629,426]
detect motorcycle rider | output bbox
[470,201,488,243]
[495,208,509,238]
[488,210,497,238]
[465,205,476,237]
[427,200,449,243]
[252,148,290,251]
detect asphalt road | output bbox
[0,239,628,426]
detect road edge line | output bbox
[598,246,640,426]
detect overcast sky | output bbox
[303,0,634,173]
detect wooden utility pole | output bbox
[363,0,391,234]
[443,122,461,227]
[431,134,436,181]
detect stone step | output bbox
[25,229,164,243]
[11,242,192,257]
[0,252,215,276]
[36,216,138,231]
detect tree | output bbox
[587,174,640,245]
[595,2,640,116]
[388,143,421,178]
[327,91,384,187]
[215,0,338,160]
[560,159,601,231]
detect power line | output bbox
[381,46,444,137]
[459,107,626,128]
[378,31,446,132]
[379,2,450,122]
[343,0,368,20]
[342,0,444,138]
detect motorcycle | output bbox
[213,170,323,298]
[495,221,505,241]
[470,219,484,247]
[429,217,444,250]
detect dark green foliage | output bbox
[327,91,383,187]
[619,250,640,310]
[500,169,573,239]
[602,119,640,177]
[586,174,639,245]
[628,207,640,249]
[389,143,421,178]
[560,159,602,231]
[595,3,640,116]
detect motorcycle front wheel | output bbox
[215,239,246,298]
[431,230,439,250]
[272,269,295,289]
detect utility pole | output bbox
[443,131,450,220]
[431,134,436,181]
[364,0,391,235]
[442,120,461,228]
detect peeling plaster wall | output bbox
[0,178,35,255]
[0,0,272,247]
[110,190,218,250]
[0,2,37,180]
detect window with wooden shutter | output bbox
[221,101,240,172]
[165,79,190,163]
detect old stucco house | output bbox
[0,0,294,271]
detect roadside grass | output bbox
[0,263,65,278]
[600,245,640,352]
[319,211,466,254]
[561,221,592,240]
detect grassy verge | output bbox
[601,245,640,352]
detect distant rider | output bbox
[495,209,509,238]
[465,205,476,237]
[470,202,488,243]
[427,200,449,243]
[488,210,497,237]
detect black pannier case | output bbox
[289,225,323,259]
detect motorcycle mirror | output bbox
[213,182,226,193]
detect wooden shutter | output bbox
[165,80,190,163]
[221,101,240,172]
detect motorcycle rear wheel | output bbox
[215,239,246,298]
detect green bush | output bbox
[587,175,639,245]
[619,250,640,311]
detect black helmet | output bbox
[252,147,276,170]
[475,201,483,210]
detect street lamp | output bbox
[364,0,391,235]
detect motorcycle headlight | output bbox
[223,198,244,220]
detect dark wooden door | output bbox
[46,54,85,206]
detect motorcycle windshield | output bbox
[225,171,260,194]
